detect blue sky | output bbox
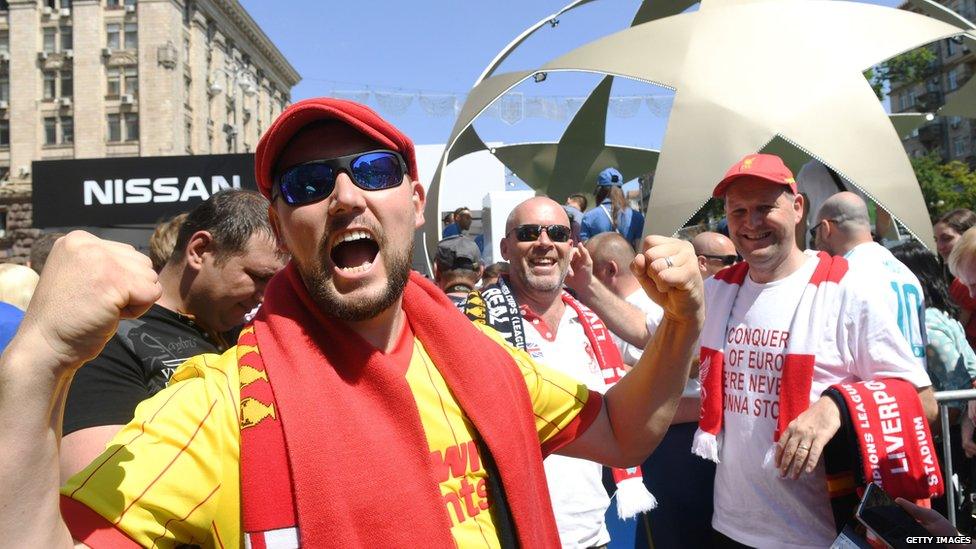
[240,0,903,150]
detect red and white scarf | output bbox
[239,265,570,547]
[466,277,657,519]
[694,252,848,462]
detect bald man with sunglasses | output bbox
[692,231,738,279]
[459,196,666,547]
[0,99,703,548]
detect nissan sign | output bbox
[32,153,257,228]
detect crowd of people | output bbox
[1,97,976,548]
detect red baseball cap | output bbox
[711,153,797,197]
[254,97,419,200]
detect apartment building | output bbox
[0,0,300,261]
[891,0,976,166]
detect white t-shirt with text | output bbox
[710,253,931,548]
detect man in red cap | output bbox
[696,153,936,547]
[0,98,704,548]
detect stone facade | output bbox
[0,0,299,263]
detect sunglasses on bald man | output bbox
[700,254,739,266]
[274,149,407,205]
[507,224,572,243]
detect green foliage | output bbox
[865,47,938,100]
[911,154,976,219]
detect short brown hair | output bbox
[149,213,188,272]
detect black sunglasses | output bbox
[508,224,572,243]
[701,254,738,266]
[809,218,835,240]
[274,149,407,205]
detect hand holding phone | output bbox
[856,483,938,549]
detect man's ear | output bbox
[412,180,426,229]
[500,236,511,261]
[698,255,708,274]
[184,230,214,272]
[606,259,618,278]
[268,205,290,254]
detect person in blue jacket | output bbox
[579,167,645,248]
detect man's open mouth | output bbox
[331,229,380,273]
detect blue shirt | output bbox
[0,301,23,353]
[579,200,645,247]
[442,223,461,238]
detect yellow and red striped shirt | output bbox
[61,323,596,548]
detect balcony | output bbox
[918,121,944,145]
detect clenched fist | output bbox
[17,231,161,372]
[630,235,704,325]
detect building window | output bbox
[124,112,138,141]
[106,23,120,49]
[62,117,73,144]
[949,68,960,91]
[0,120,8,148]
[44,117,56,145]
[183,36,190,65]
[43,27,57,53]
[61,26,72,51]
[43,72,56,100]
[107,113,138,142]
[898,93,908,112]
[125,67,138,95]
[108,23,137,50]
[44,116,72,145]
[106,0,136,7]
[61,70,72,97]
[954,136,968,157]
[44,71,72,99]
[124,22,137,49]
[107,113,121,141]
[0,1,7,11]
[0,74,7,102]
[107,66,137,97]
[107,68,120,96]
[0,31,8,54]
[185,119,192,153]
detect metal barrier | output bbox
[935,388,976,526]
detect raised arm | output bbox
[0,232,160,547]
[565,242,651,348]
[558,236,704,467]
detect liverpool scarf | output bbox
[465,277,657,519]
[239,264,565,547]
[694,252,847,462]
[821,379,943,532]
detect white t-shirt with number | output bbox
[522,305,612,549]
[844,241,926,361]
[710,252,932,548]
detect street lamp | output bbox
[208,63,257,153]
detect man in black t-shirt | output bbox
[59,190,287,480]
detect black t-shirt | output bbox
[63,304,224,435]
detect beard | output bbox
[299,231,413,322]
[515,257,569,294]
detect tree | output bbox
[911,154,976,220]
[865,47,938,101]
